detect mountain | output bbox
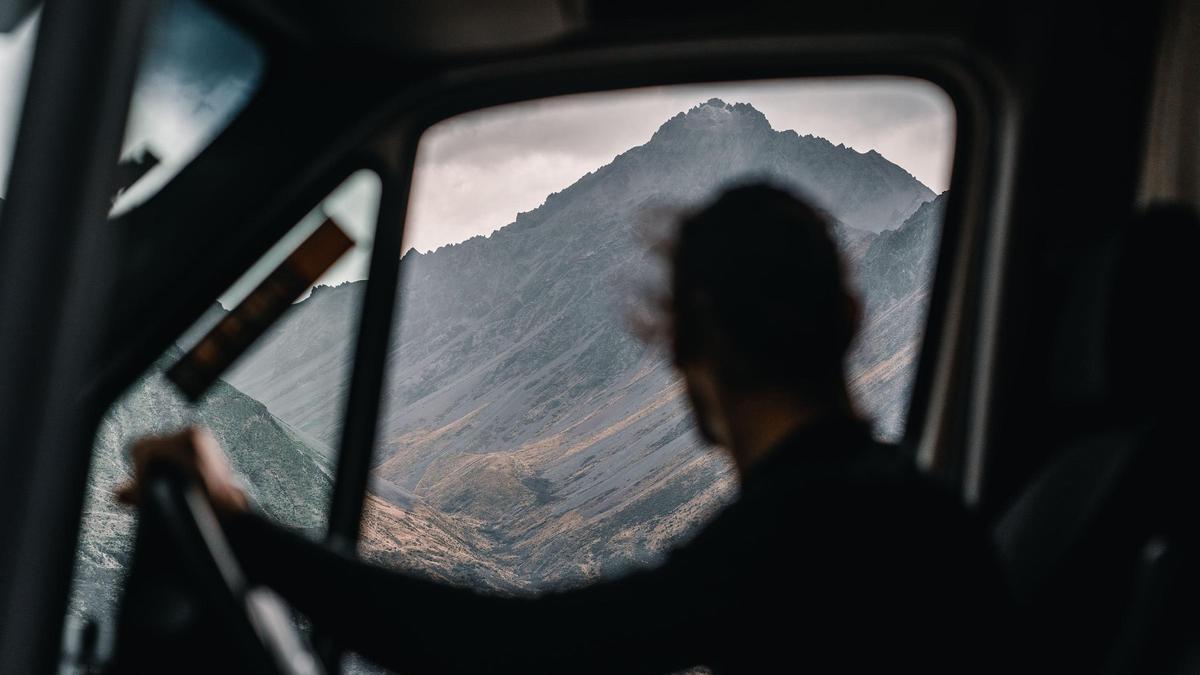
[227,99,946,591]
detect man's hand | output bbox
[115,426,249,515]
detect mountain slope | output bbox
[69,352,334,621]
[848,192,947,438]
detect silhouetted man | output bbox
[121,183,1009,673]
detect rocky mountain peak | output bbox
[649,98,772,143]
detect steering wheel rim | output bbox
[137,460,321,675]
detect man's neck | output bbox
[725,386,852,478]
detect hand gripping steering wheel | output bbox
[107,460,322,675]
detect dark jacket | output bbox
[227,416,1010,673]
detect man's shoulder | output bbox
[669,418,973,562]
[729,421,974,550]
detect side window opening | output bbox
[67,169,380,640]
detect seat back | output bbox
[993,204,1200,673]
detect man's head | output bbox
[665,183,860,460]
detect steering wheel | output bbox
[108,460,322,675]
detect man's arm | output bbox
[225,508,736,674]
[120,427,738,673]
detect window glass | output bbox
[111,0,264,214]
[66,170,380,640]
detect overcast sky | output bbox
[1,7,954,291]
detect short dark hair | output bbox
[668,182,858,395]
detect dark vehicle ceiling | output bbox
[212,0,986,56]
[0,0,1170,672]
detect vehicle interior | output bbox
[1,0,1199,672]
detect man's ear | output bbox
[681,360,732,448]
[841,291,862,349]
